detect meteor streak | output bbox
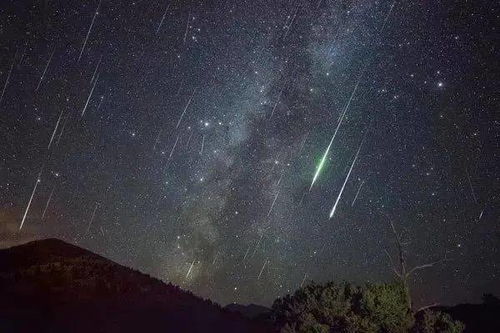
[0,54,15,107]
[185,130,193,147]
[182,11,190,44]
[48,110,64,149]
[267,189,280,217]
[56,113,69,145]
[90,56,102,84]
[19,166,44,230]
[242,246,250,262]
[186,259,195,278]
[257,259,268,279]
[351,180,365,207]
[95,95,105,112]
[309,73,364,190]
[41,186,55,221]
[86,203,99,235]
[252,233,263,257]
[298,132,309,154]
[300,272,308,287]
[169,135,180,159]
[329,138,365,219]
[380,0,397,33]
[283,7,299,39]
[36,48,55,91]
[176,89,196,129]
[78,0,101,61]
[270,85,285,118]
[81,73,99,117]
[156,4,171,34]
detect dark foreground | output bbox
[1,239,498,332]
[0,239,273,332]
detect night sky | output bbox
[0,0,498,307]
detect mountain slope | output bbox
[0,238,273,332]
[224,303,272,320]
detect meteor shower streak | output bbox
[329,138,364,219]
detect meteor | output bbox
[85,203,99,235]
[81,73,99,117]
[36,48,55,91]
[270,85,285,118]
[156,4,171,34]
[252,233,263,257]
[380,0,397,33]
[186,259,195,278]
[182,11,191,44]
[90,56,102,84]
[267,189,280,217]
[19,166,44,230]
[309,74,363,190]
[242,246,250,262]
[283,7,299,39]
[351,180,365,207]
[95,95,105,112]
[257,259,268,279]
[56,113,69,145]
[300,272,308,287]
[185,130,193,147]
[276,171,284,187]
[329,138,365,219]
[41,185,55,220]
[298,132,309,154]
[0,53,15,107]
[168,135,180,159]
[78,0,101,61]
[48,110,64,149]
[176,89,196,129]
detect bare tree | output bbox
[384,219,448,310]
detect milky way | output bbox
[0,0,498,307]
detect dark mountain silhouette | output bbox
[224,303,271,321]
[431,295,500,333]
[0,238,274,333]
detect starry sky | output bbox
[0,0,498,307]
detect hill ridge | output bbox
[0,238,273,332]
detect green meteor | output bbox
[310,135,335,190]
[309,73,363,190]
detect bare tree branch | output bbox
[407,262,438,276]
[416,303,439,313]
[384,249,401,277]
[407,256,449,277]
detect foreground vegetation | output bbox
[271,281,464,333]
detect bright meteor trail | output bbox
[19,166,44,230]
[329,137,365,219]
[309,71,364,190]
